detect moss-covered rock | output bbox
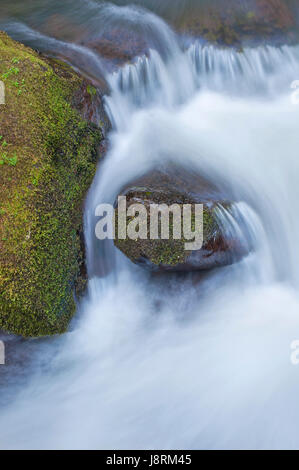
[178,0,299,46]
[114,167,250,272]
[0,32,103,337]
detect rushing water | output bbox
[1,1,299,450]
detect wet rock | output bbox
[84,29,148,69]
[114,166,251,272]
[178,0,298,46]
[41,14,88,43]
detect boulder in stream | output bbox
[114,166,252,272]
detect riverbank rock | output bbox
[0,32,104,337]
[178,0,298,46]
[114,167,251,272]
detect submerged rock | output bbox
[178,0,298,46]
[0,32,105,337]
[114,167,251,272]
[84,29,148,70]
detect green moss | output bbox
[150,240,186,266]
[247,11,256,20]
[0,32,103,337]
[87,84,97,97]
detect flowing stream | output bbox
[1,0,299,450]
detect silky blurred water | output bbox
[1,1,299,450]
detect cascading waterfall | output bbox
[188,42,299,94]
[1,5,299,450]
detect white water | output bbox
[2,9,299,450]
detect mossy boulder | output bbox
[114,166,250,272]
[85,28,148,70]
[0,32,103,337]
